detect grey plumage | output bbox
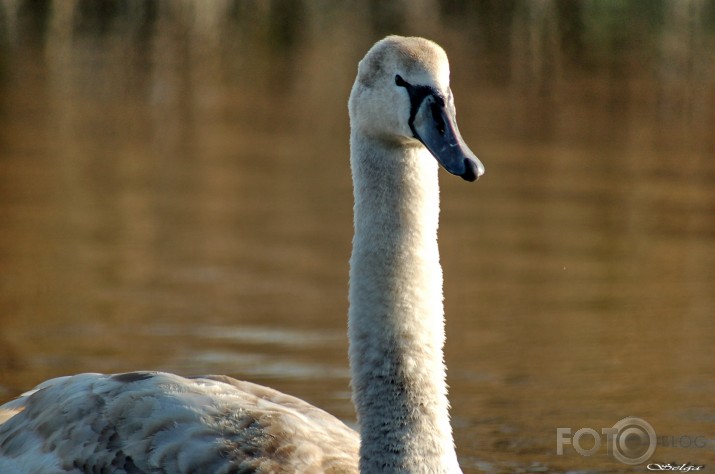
[0,372,358,473]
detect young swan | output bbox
[349,36,483,473]
[0,36,482,474]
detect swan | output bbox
[0,35,484,473]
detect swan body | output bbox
[0,36,483,473]
[0,372,358,473]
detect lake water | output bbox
[1,1,714,472]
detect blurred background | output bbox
[1,0,714,472]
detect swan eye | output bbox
[395,74,408,87]
[430,100,446,135]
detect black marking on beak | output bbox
[395,74,437,138]
[395,74,484,182]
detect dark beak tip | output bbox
[461,158,484,182]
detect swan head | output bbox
[349,36,484,182]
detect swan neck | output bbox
[348,134,460,473]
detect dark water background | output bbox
[1,1,714,472]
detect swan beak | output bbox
[412,94,485,182]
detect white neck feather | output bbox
[348,133,461,473]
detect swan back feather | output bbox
[0,372,359,473]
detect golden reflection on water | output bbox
[1,1,714,472]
